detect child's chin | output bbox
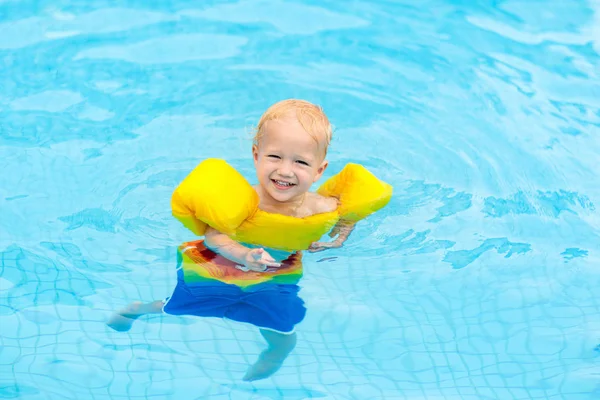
[269,189,297,202]
[272,193,295,202]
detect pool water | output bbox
[1,1,599,399]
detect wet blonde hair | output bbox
[253,99,332,156]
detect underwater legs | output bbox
[243,329,297,381]
[107,300,165,332]
[108,301,298,381]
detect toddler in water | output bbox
[206,98,355,265]
[108,100,356,380]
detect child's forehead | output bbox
[260,126,317,148]
[263,117,328,144]
[258,127,328,161]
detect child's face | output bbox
[253,116,328,205]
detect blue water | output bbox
[1,1,599,399]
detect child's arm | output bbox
[308,220,356,252]
[205,226,281,271]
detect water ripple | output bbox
[74,33,248,64]
[483,190,595,218]
[443,238,532,270]
[9,90,83,112]
[0,8,176,49]
[180,1,368,34]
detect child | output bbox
[108,99,383,381]
[203,98,356,269]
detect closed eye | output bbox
[296,160,310,166]
[267,154,281,159]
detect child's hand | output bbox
[237,248,281,272]
[308,241,342,252]
[308,220,356,253]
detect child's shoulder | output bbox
[304,192,339,216]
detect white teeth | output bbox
[274,180,293,187]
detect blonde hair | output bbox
[253,99,332,155]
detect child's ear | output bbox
[252,145,259,164]
[313,160,329,182]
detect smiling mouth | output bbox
[271,179,296,189]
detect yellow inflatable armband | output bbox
[171,158,392,251]
[171,159,259,236]
[317,163,393,222]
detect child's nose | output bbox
[277,162,294,177]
